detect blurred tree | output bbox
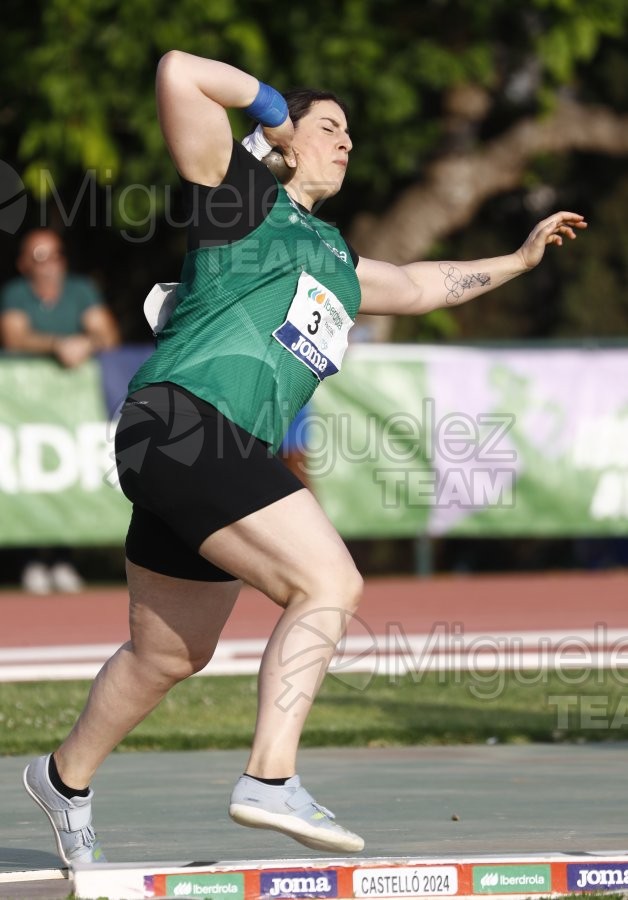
[2,0,628,341]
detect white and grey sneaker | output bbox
[229,774,364,853]
[23,754,106,865]
[49,562,84,593]
[21,562,52,595]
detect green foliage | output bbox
[3,0,628,200]
[554,167,628,337]
[392,306,461,343]
[2,0,628,339]
[534,0,626,81]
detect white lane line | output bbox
[0,640,267,662]
[0,868,67,882]
[0,629,627,682]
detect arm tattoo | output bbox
[439,263,491,305]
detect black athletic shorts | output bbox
[114,382,304,581]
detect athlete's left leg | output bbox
[52,564,241,789]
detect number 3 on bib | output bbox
[272,272,354,379]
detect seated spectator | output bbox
[0,228,119,366]
[0,228,120,593]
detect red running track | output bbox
[1,570,627,649]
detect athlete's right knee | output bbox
[281,558,363,615]
[332,563,363,615]
[129,643,211,687]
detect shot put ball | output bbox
[262,149,294,184]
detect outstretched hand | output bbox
[517,211,588,270]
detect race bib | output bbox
[272,272,354,379]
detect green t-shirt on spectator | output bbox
[0,275,103,336]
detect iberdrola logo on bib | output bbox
[273,272,354,380]
[308,286,327,305]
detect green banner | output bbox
[2,346,628,545]
[0,357,130,545]
[472,865,551,894]
[310,345,628,537]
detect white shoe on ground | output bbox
[21,562,53,595]
[23,754,106,865]
[49,562,84,593]
[229,774,365,853]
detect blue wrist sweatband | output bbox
[244,82,288,127]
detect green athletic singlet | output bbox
[129,185,361,451]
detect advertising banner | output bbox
[73,851,628,900]
[310,344,628,538]
[0,356,130,545]
[2,344,628,545]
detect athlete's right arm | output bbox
[156,51,294,188]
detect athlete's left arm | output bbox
[356,211,587,316]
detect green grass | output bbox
[1,668,628,755]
